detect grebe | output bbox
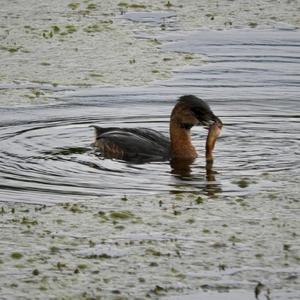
[92,95,222,163]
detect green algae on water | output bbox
[110,211,135,219]
[195,196,204,204]
[118,2,147,9]
[68,2,80,10]
[86,3,97,10]
[11,252,23,259]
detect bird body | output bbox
[93,127,170,162]
[92,95,222,163]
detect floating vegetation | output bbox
[89,73,103,79]
[233,178,251,188]
[224,20,233,26]
[11,252,23,259]
[43,24,77,38]
[21,216,38,225]
[56,262,67,270]
[68,2,80,10]
[249,22,258,28]
[43,31,53,39]
[149,38,161,45]
[146,248,162,257]
[84,22,112,33]
[165,1,173,8]
[62,203,85,213]
[0,46,22,53]
[206,13,215,20]
[218,263,227,271]
[110,211,135,219]
[118,2,147,9]
[86,3,97,10]
[31,89,44,98]
[150,285,166,295]
[228,235,242,243]
[86,253,112,259]
[51,25,60,33]
[32,269,40,276]
[186,218,195,224]
[121,195,128,201]
[211,242,227,248]
[184,54,194,60]
[65,24,77,34]
[195,196,204,204]
[24,25,35,31]
[77,264,88,270]
[8,47,22,53]
[49,246,59,254]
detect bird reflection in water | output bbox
[170,157,222,198]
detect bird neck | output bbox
[169,119,197,159]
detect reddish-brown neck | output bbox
[169,120,197,159]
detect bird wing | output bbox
[92,126,170,162]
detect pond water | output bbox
[0,28,299,203]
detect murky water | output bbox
[0,28,299,203]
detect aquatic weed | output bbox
[165,1,173,8]
[150,285,166,295]
[149,38,161,45]
[228,235,242,243]
[52,25,60,33]
[65,24,77,34]
[110,211,135,219]
[0,46,22,53]
[77,263,88,269]
[186,218,195,224]
[57,262,67,270]
[121,195,128,201]
[21,217,38,225]
[32,269,40,276]
[184,54,194,60]
[68,2,80,10]
[87,3,97,10]
[146,248,162,257]
[249,22,258,28]
[86,254,112,259]
[49,246,59,254]
[118,2,147,9]
[11,252,23,259]
[195,196,204,204]
[89,73,103,78]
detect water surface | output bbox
[0,28,299,203]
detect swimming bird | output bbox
[92,95,222,163]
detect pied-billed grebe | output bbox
[92,95,222,163]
